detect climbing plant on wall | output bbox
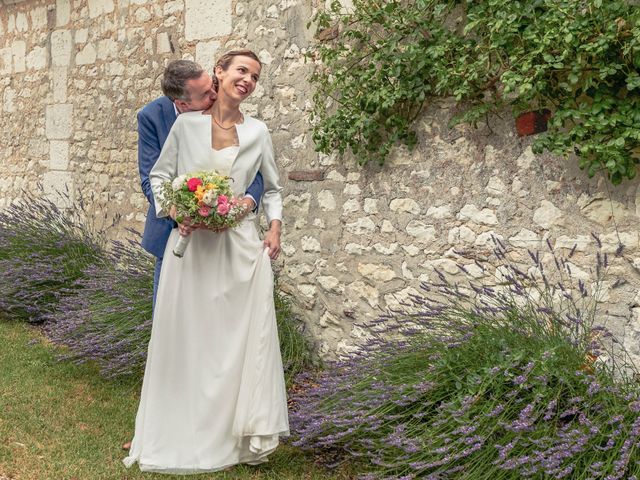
[309,0,640,184]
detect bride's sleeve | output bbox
[150,118,180,218]
[259,126,283,224]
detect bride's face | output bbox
[215,56,261,103]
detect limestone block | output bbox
[317,275,341,293]
[291,134,306,149]
[15,12,28,32]
[457,204,498,225]
[135,7,152,22]
[296,284,317,308]
[406,220,436,244]
[284,43,300,59]
[345,243,371,255]
[12,41,26,73]
[185,0,232,40]
[533,200,562,229]
[459,226,476,244]
[258,49,273,65]
[45,104,73,139]
[319,311,341,328]
[474,231,503,247]
[56,0,71,26]
[3,88,16,112]
[51,30,72,67]
[301,235,321,252]
[384,286,420,312]
[401,261,414,279]
[0,48,12,75]
[346,172,361,181]
[346,281,378,307]
[342,198,360,215]
[343,183,361,196]
[317,190,336,211]
[372,243,398,255]
[283,192,310,212]
[51,67,68,103]
[75,29,88,44]
[581,198,628,225]
[195,40,220,75]
[164,0,184,15]
[357,263,396,282]
[281,243,296,256]
[485,177,506,195]
[554,235,591,252]
[426,204,451,218]
[319,153,337,166]
[26,46,47,70]
[509,228,540,248]
[285,262,313,278]
[381,220,394,233]
[402,244,420,256]
[390,198,420,214]
[266,4,279,17]
[516,146,535,169]
[345,217,375,234]
[76,43,97,65]
[43,171,74,208]
[88,0,114,18]
[49,141,69,170]
[363,198,378,214]
[326,170,345,181]
[600,232,639,254]
[97,39,118,60]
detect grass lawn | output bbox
[0,320,351,480]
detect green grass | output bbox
[0,320,351,480]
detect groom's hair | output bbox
[161,60,205,101]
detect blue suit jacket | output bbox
[138,96,264,258]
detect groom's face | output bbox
[177,72,217,113]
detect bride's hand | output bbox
[170,206,198,237]
[263,220,282,260]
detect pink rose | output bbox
[198,205,212,217]
[217,202,231,215]
[217,194,229,205]
[187,178,203,192]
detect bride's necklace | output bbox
[212,110,243,130]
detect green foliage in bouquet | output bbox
[309,0,640,184]
[160,171,242,228]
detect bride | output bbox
[124,49,289,473]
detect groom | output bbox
[138,59,264,304]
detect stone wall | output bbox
[2,0,640,362]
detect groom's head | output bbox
[161,60,217,113]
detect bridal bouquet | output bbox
[160,171,244,257]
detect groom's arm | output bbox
[137,109,162,207]
[244,171,264,211]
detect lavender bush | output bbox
[43,236,154,377]
[0,194,313,381]
[0,194,110,323]
[45,240,314,381]
[290,239,640,479]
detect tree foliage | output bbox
[309,0,640,184]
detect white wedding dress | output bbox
[124,113,289,474]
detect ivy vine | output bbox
[308,0,640,184]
